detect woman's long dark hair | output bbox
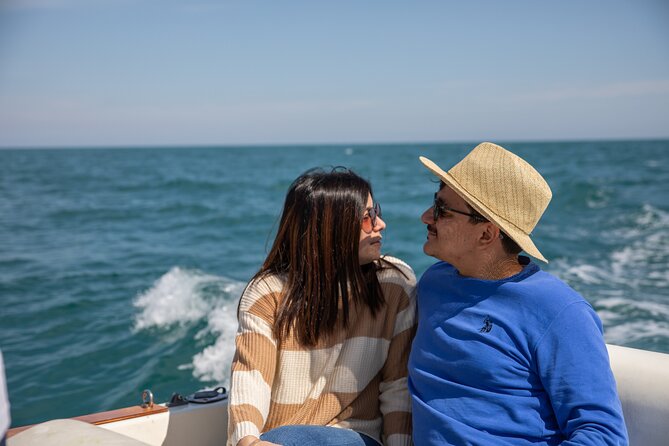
[251,167,387,346]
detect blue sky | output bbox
[0,0,667,147]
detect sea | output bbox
[1,140,668,427]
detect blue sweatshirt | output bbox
[408,258,628,445]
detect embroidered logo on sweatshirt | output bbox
[479,316,493,333]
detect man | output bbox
[408,142,628,445]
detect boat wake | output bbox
[133,266,245,388]
[550,203,669,350]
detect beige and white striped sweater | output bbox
[227,256,416,446]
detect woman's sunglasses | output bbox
[362,202,382,233]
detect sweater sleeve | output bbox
[227,276,280,446]
[535,302,629,446]
[378,258,417,446]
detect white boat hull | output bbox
[8,344,669,446]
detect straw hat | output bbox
[419,142,552,262]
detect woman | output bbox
[227,168,416,446]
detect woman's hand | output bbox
[237,435,281,446]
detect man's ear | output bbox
[478,223,500,247]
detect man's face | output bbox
[420,185,481,266]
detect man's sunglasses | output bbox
[433,193,487,223]
[362,202,382,233]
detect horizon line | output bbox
[1,136,669,150]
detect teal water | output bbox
[1,141,668,427]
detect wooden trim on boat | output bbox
[6,404,169,438]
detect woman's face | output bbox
[358,193,386,265]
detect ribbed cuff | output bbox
[231,421,261,446]
[386,433,412,446]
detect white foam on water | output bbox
[549,203,669,350]
[554,205,669,286]
[610,215,669,291]
[133,267,218,330]
[596,310,620,325]
[636,203,669,228]
[133,266,246,387]
[585,187,611,209]
[191,303,240,386]
[648,270,669,289]
[597,297,669,320]
[591,296,669,346]
[551,260,622,287]
[605,319,669,345]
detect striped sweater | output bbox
[227,256,417,446]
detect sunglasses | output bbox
[433,193,487,223]
[362,202,382,233]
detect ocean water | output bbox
[1,140,668,427]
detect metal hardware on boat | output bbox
[186,386,227,404]
[166,392,188,407]
[166,387,227,407]
[141,389,154,408]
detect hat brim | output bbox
[420,156,548,263]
